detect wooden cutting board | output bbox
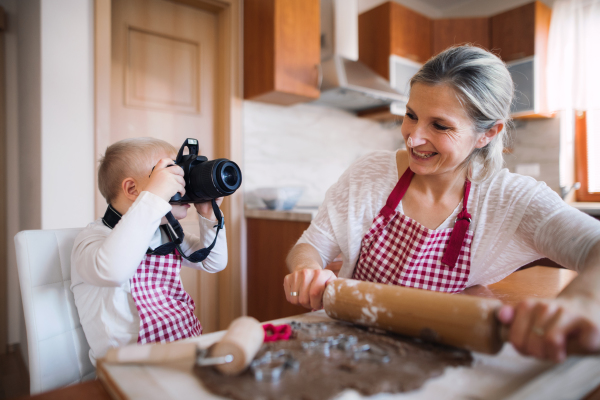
[96,311,600,400]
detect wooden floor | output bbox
[0,346,29,399]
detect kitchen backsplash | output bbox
[243,101,404,207]
[504,116,561,194]
[243,101,561,207]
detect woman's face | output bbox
[401,82,490,179]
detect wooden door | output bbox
[109,0,219,332]
[0,6,6,354]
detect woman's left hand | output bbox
[497,296,600,362]
[194,197,224,221]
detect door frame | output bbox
[94,0,244,330]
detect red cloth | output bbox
[130,252,202,344]
[353,167,473,293]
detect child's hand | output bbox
[144,158,186,202]
[195,197,224,221]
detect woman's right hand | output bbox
[283,268,337,310]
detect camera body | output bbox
[169,138,242,204]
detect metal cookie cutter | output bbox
[301,334,359,356]
[351,343,390,363]
[250,350,299,383]
[302,337,333,356]
[290,321,329,336]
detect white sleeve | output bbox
[71,191,172,287]
[296,172,347,268]
[180,212,228,273]
[515,184,600,272]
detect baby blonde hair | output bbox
[98,137,177,204]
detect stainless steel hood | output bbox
[312,55,408,112]
[312,0,407,113]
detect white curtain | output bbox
[547,0,600,193]
[547,0,600,111]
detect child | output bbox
[71,138,227,365]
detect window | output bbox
[575,111,600,201]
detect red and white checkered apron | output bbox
[130,251,202,344]
[353,167,473,293]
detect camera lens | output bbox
[216,161,241,192]
[189,158,242,201]
[222,165,238,187]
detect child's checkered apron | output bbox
[353,167,473,293]
[130,252,202,344]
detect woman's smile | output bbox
[410,147,438,160]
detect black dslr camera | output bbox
[169,138,242,204]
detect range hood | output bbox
[312,55,408,112]
[312,0,407,113]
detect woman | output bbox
[284,46,600,362]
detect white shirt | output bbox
[70,191,227,364]
[298,151,600,285]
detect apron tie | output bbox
[441,180,472,269]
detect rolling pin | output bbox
[323,279,507,354]
[104,316,264,375]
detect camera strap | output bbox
[102,199,225,263]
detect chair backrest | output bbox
[15,229,95,394]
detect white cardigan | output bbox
[297,150,600,286]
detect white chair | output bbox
[15,229,95,394]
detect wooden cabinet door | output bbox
[389,2,431,64]
[246,218,309,322]
[432,18,491,56]
[244,0,320,105]
[492,2,535,62]
[359,1,431,79]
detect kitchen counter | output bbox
[570,202,600,217]
[245,206,318,222]
[28,267,600,400]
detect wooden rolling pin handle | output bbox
[210,316,264,375]
[497,319,600,356]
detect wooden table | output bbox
[24,266,600,400]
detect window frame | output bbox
[575,111,600,201]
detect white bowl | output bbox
[255,187,304,210]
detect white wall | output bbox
[504,117,562,194]
[3,0,95,361]
[40,0,95,230]
[243,101,404,207]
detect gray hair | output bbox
[409,45,513,182]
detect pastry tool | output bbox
[323,279,507,354]
[211,316,265,375]
[323,279,600,355]
[103,316,264,375]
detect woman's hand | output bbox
[283,268,337,310]
[498,296,600,362]
[194,197,224,221]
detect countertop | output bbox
[246,203,600,221]
[245,206,318,222]
[27,267,600,400]
[570,202,600,216]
